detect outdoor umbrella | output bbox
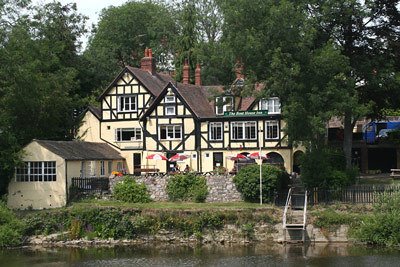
[249,152,269,160]
[146,154,168,160]
[226,153,247,161]
[168,154,189,162]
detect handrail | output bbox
[302,190,308,229]
[282,187,292,228]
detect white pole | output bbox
[260,147,262,205]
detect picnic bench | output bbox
[390,169,400,178]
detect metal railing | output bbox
[282,187,292,229]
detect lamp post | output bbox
[259,146,263,205]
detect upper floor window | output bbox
[165,106,176,116]
[260,97,281,114]
[209,122,223,141]
[160,125,182,140]
[118,95,137,112]
[115,128,142,141]
[231,121,257,140]
[15,161,56,182]
[215,96,233,115]
[265,120,279,139]
[165,95,175,103]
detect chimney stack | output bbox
[141,48,156,75]
[183,59,190,84]
[195,63,201,86]
[235,60,244,80]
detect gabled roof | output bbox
[87,106,101,120]
[34,140,124,160]
[97,66,173,100]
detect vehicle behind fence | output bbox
[275,185,400,206]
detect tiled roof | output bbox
[34,140,124,160]
[126,66,173,96]
[175,83,216,118]
[88,106,101,120]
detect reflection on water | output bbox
[1,243,400,267]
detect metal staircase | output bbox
[282,187,308,243]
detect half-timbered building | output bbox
[78,48,304,174]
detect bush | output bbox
[113,177,151,203]
[301,148,357,189]
[354,192,400,246]
[0,202,24,247]
[233,164,290,203]
[166,173,208,202]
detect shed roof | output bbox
[34,140,124,160]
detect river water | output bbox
[1,243,400,267]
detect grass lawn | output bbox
[70,199,273,211]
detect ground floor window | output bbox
[15,161,56,182]
[231,121,256,140]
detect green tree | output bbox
[84,1,177,94]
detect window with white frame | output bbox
[160,125,182,140]
[209,122,223,141]
[118,95,137,112]
[100,161,105,176]
[215,96,233,115]
[115,128,142,141]
[15,161,56,182]
[108,161,113,175]
[259,97,281,114]
[265,120,279,139]
[165,106,176,115]
[231,121,257,140]
[165,95,175,103]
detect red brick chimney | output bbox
[195,63,201,86]
[141,48,156,75]
[182,59,190,84]
[235,60,244,80]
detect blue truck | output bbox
[363,121,400,143]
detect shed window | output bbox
[15,161,56,182]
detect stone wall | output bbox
[109,174,243,202]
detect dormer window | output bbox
[216,96,233,115]
[118,95,137,112]
[260,97,281,114]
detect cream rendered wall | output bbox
[77,111,101,142]
[100,120,144,151]
[7,141,67,210]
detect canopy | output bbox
[226,153,247,161]
[168,154,189,162]
[146,154,167,160]
[249,152,269,160]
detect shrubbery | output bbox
[0,202,24,247]
[233,164,290,203]
[354,192,400,246]
[113,177,151,203]
[300,148,357,189]
[166,173,208,202]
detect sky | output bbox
[33,0,129,49]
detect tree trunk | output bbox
[343,112,355,169]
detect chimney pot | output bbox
[183,59,190,84]
[141,47,156,75]
[195,63,201,86]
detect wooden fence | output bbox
[71,177,110,193]
[275,185,400,206]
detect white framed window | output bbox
[100,161,105,176]
[115,128,142,141]
[165,106,176,115]
[118,95,137,112]
[259,97,281,114]
[15,161,56,182]
[165,95,175,103]
[108,161,113,175]
[160,125,182,140]
[231,121,257,140]
[215,96,233,115]
[265,120,279,139]
[209,122,223,141]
